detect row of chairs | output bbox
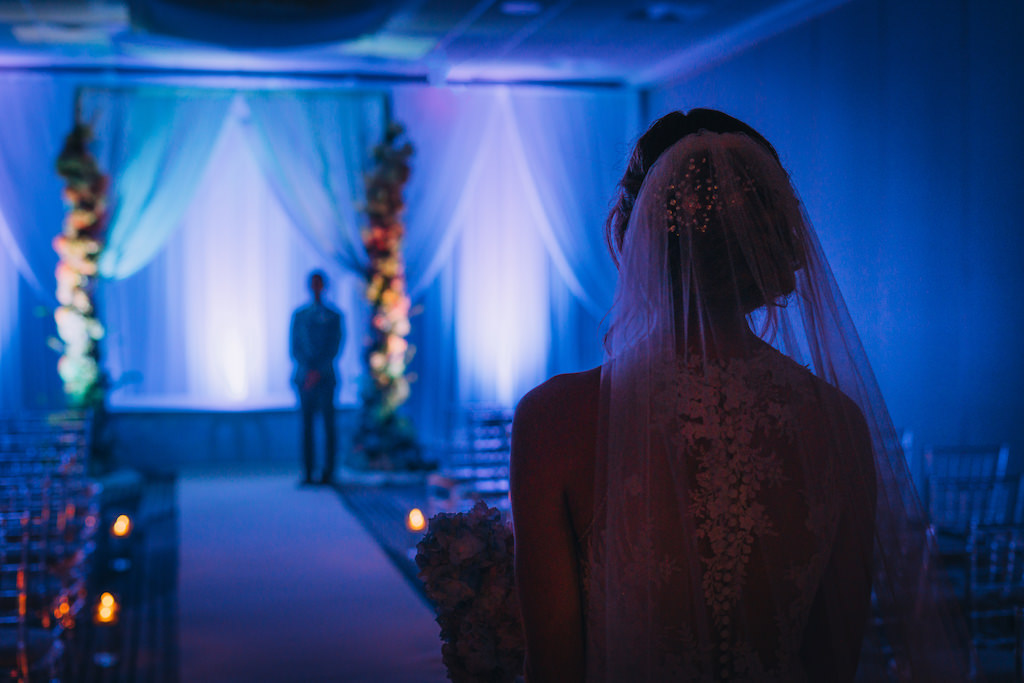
[0,413,98,682]
[914,442,1022,680]
[966,524,1024,673]
[428,405,513,516]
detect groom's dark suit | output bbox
[290,300,344,483]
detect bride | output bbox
[509,109,975,681]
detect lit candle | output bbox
[112,514,131,537]
[406,508,426,532]
[94,592,119,624]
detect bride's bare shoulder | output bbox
[765,348,874,472]
[515,367,601,427]
[511,367,601,470]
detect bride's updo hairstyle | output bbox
[606,109,779,258]
[607,109,806,315]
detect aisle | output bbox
[177,469,446,682]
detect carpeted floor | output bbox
[176,468,446,682]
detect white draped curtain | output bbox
[395,85,635,442]
[0,73,76,412]
[79,87,385,282]
[244,91,384,274]
[0,73,72,298]
[83,89,236,279]
[77,86,385,409]
[100,105,370,408]
[508,91,634,316]
[0,223,21,411]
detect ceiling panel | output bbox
[0,0,852,86]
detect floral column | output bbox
[54,123,108,408]
[352,121,424,469]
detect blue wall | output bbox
[648,0,1024,463]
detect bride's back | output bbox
[512,108,971,683]
[523,343,873,682]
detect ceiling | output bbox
[0,0,852,86]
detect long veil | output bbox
[589,129,977,680]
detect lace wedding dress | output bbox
[585,344,874,680]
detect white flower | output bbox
[54,306,90,350]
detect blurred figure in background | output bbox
[290,270,345,485]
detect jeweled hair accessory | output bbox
[666,152,760,235]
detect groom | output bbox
[290,270,345,485]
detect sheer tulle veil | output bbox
[590,113,977,680]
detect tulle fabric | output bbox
[589,132,976,681]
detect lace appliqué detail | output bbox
[656,350,835,680]
[664,354,783,677]
[583,349,841,681]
